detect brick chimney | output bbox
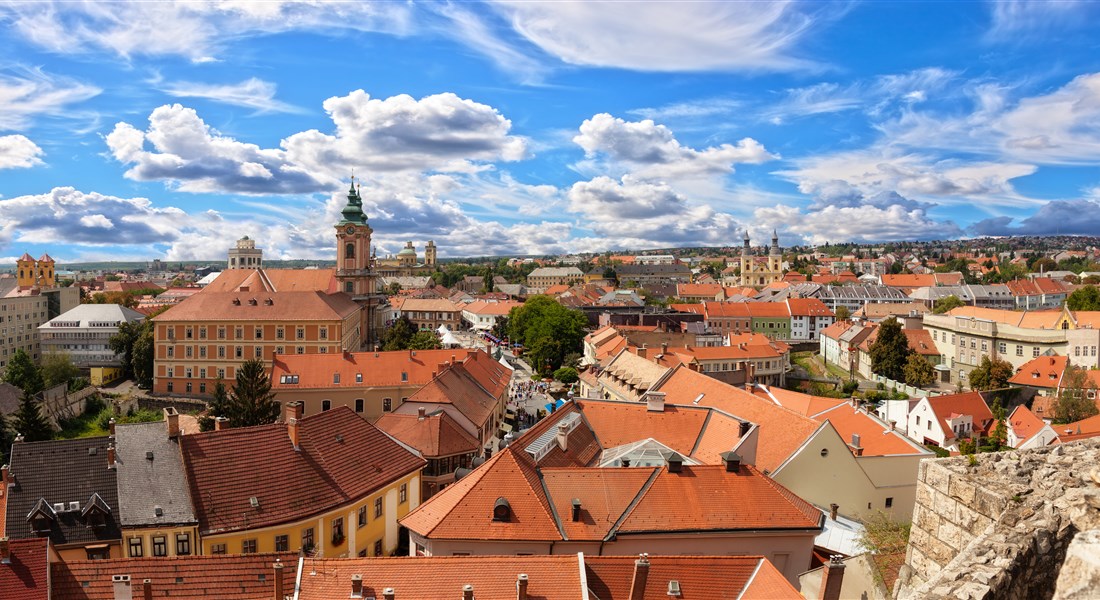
[637,345,648,359]
[273,561,284,600]
[739,420,751,437]
[107,444,116,470]
[108,418,116,436]
[819,555,846,600]
[629,554,650,600]
[645,391,665,412]
[418,407,426,420]
[286,402,303,451]
[0,537,10,563]
[164,407,180,438]
[142,579,152,600]
[462,584,474,600]
[516,574,529,600]
[382,588,395,600]
[556,422,569,452]
[851,433,863,457]
[214,417,228,432]
[112,574,132,600]
[660,342,668,355]
[829,503,839,521]
[350,574,363,598]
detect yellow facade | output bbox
[121,525,202,558]
[200,471,420,558]
[16,254,55,288]
[91,366,124,386]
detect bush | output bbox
[84,395,107,415]
[926,445,950,458]
[841,381,859,395]
[553,367,579,384]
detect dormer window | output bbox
[81,492,112,528]
[492,497,512,522]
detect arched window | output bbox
[345,243,355,259]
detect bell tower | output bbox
[335,178,379,347]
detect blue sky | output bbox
[2,1,1100,264]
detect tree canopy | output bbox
[1067,285,1100,311]
[1053,364,1100,424]
[932,295,966,314]
[869,318,911,381]
[13,392,53,442]
[834,306,851,321]
[381,316,416,351]
[903,353,935,388]
[507,296,588,376]
[967,355,1013,391]
[41,352,80,390]
[408,331,443,350]
[223,359,281,428]
[3,349,44,396]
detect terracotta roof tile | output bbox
[0,538,48,600]
[677,283,724,298]
[1009,355,1068,388]
[180,407,424,535]
[925,392,994,441]
[787,297,834,317]
[754,386,847,417]
[375,411,480,458]
[701,301,752,318]
[1008,405,1046,444]
[405,353,511,430]
[542,468,655,540]
[1056,413,1100,442]
[271,348,477,390]
[201,268,337,293]
[51,553,297,600]
[394,297,462,312]
[813,403,929,456]
[585,555,801,600]
[155,290,359,322]
[575,400,711,457]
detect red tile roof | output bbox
[271,348,478,390]
[542,468,658,541]
[677,283,724,298]
[585,555,801,600]
[202,268,337,293]
[575,400,716,458]
[0,538,47,600]
[1056,413,1100,442]
[180,407,425,535]
[1009,355,1068,389]
[1008,405,1047,445]
[51,554,297,600]
[405,353,511,431]
[819,320,855,340]
[925,392,994,442]
[155,290,359,322]
[813,403,929,456]
[787,297,834,317]
[754,386,847,417]
[375,411,480,458]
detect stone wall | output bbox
[895,439,1100,599]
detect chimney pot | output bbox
[107,444,116,469]
[164,407,179,438]
[0,537,10,562]
[286,402,302,450]
[829,503,839,521]
[214,416,228,432]
[273,562,285,600]
[109,418,116,436]
[629,554,650,600]
[667,453,683,473]
[638,345,647,359]
[418,407,426,420]
[382,588,395,600]
[463,584,474,600]
[112,574,132,600]
[142,579,152,600]
[645,391,665,413]
[819,554,846,600]
[739,420,751,437]
[721,451,742,473]
[351,574,363,596]
[556,422,569,452]
[516,574,529,600]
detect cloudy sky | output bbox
[2,1,1100,264]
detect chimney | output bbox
[164,407,180,438]
[571,498,582,522]
[383,589,395,600]
[107,444,116,470]
[273,562,285,600]
[637,345,647,359]
[142,579,152,600]
[418,406,426,420]
[0,537,9,563]
[351,574,363,598]
[645,391,665,412]
[629,554,650,600]
[621,457,631,468]
[109,418,116,436]
[829,503,839,521]
[739,420,751,437]
[851,433,863,457]
[819,555,846,600]
[720,451,742,473]
[745,362,755,387]
[667,453,683,473]
[214,416,229,432]
[660,342,668,355]
[112,575,132,600]
[463,584,474,600]
[556,422,569,452]
[516,574,529,600]
[286,402,302,450]
[1,464,8,487]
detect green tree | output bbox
[1053,364,1100,424]
[108,319,147,379]
[967,355,1013,391]
[385,281,402,296]
[224,359,280,428]
[199,378,230,432]
[40,352,81,389]
[381,316,415,351]
[3,349,44,396]
[903,353,935,388]
[0,411,12,463]
[130,322,155,388]
[834,306,851,321]
[989,396,1008,448]
[408,331,443,350]
[1066,285,1100,311]
[869,317,911,381]
[507,296,588,375]
[553,366,579,384]
[932,295,966,314]
[13,393,53,441]
[491,316,509,340]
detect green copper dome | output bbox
[338,180,368,225]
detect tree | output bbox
[381,316,415,351]
[1067,285,1100,311]
[13,393,53,441]
[966,356,1013,391]
[40,352,80,390]
[0,411,12,463]
[834,306,851,321]
[903,354,935,388]
[385,281,402,296]
[1053,364,1100,424]
[130,323,155,388]
[199,378,230,432]
[932,295,966,314]
[507,296,588,375]
[553,366,579,384]
[108,320,147,379]
[408,331,442,350]
[3,349,44,396]
[224,359,280,428]
[491,316,509,340]
[869,317,911,381]
[989,396,1008,449]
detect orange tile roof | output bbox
[1072,311,1100,328]
[585,555,801,600]
[1009,355,1068,388]
[155,289,359,322]
[787,297,834,317]
[925,392,994,442]
[666,343,782,362]
[460,299,523,316]
[202,268,337,293]
[394,297,462,312]
[820,320,855,339]
[881,274,935,288]
[1056,413,1100,442]
[903,329,940,356]
[297,555,583,599]
[677,283,724,298]
[180,407,425,535]
[1008,405,1047,445]
[543,284,570,295]
[943,306,1063,329]
[653,367,823,472]
[813,403,929,456]
[542,468,657,540]
[375,411,480,458]
[669,302,705,314]
[51,554,297,600]
[0,538,47,600]
[702,301,751,318]
[271,348,477,390]
[754,386,846,417]
[511,403,602,468]
[616,465,821,534]
[575,400,713,457]
[407,358,510,431]
[745,302,792,318]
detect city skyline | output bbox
[2,1,1100,264]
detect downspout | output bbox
[292,552,304,600]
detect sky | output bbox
[2,1,1100,264]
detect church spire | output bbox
[339,175,368,225]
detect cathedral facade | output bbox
[740,231,784,287]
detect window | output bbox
[255,327,263,340]
[302,528,315,552]
[199,327,207,339]
[218,346,226,358]
[199,346,207,358]
[346,281,354,293]
[218,327,226,339]
[356,373,362,383]
[383,398,392,412]
[885,497,894,508]
[297,346,305,355]
[374,497,383,518]
[399,483,408,504]
[152,536,167,557]
[242,539,257,554]
[916,416,921,426]
[199,368,206,379]
[277,326,285,340]
[297,327,305,340]
[1016,345,1023,357]
[374,540,383,557]
[333,373,340,384]
[320,327,328,340]
[1075,346,1081,357]
[998,342,1006,354]
[235,346,243,359]
[176,533,191,555]
[167,381,173,392]
[185,382,192,393]
[358,506,367,528]
[1033,347,1040,357]
[322,400,331,411]
[254,346,262,358]
[345,242,355,259]
[401,372,408,382]
[355,398,364,413]
[235,327,244,339]
[185,327,193,339]
[211,543,227,555]
[275,535,288,552]
[332,517,345,544]
[199,383,206,393]
[128,537,143,557]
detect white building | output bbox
[38,304,145,368]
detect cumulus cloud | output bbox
[574,113,775,179]
[0,67,101,130]
[158,77,304,113]
[756,203,961,245]
[969,199,1100,236]
[0,135,44,169]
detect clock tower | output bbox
[335,178,380,347]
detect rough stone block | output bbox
[924,535,957,565]
[949,475,977,505]
[916,505,941,533]
[916,483,934,507]
[925,462,951,491]
[1052,530,1100,600]
[938,520,966,552]
[975,488,1008,518]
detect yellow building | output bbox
[179,403,425,558]
[16,251,55,288]
[740,231,783,287]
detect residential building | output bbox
[819,320,854,368]
[900,392,994,451]
[634,254,676,265]
[810,283,913,313]
[227,235,262,270]
[38,304,145,384]
[460,299,522,331]
[787,297,836,341]
[675,282,724,301]
[1006,405,1060,450]
[526,267,584,289]
[179,403,425,558]
[375,408,480,500]
[740,231,783,287]
[392,297,462,332]
[854,302,930,323]
[624,335,791,387]
[613,263,692,285]
[0,257,80,375]
[910,284,1015,310]
[881,272,965,295]
[114,409,199,559]
[1007,278,1071,310]
[4,436,122,560]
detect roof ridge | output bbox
[604,467,661,541]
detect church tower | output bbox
[739,231,751,287]
[425,240,437,267]
[334,178,379,348]
[769,230,782,273]
[16,252,36,288]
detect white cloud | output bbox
[0,135,44,169]
[762,67,956,123]
[0,67,101,131]
[755,203,961,245]
[433,4,547,85]
[628,98,741,121]
[158,77,304,114]
[986,0,1095,40]
[491,1,828,72]
[78,214,114,229]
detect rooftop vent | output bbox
[264,298,273,305]
[248,298,258,305]
[88,447,97,456]
[667,580,682,597]
[232,298,241,305]
[154,506,163,517]
[249,496,259,508]
[493,497,512,522]
[145,451,154,461]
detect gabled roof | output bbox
[200,268,337,293]
[786,297,834,317]
[375,411,480,458]
[924,392,994,441]
[1008,405,1048,445]
[677,283,723,298]
[460,300,523,316]
[820,320,855,340]
[407,353,511,430]
[114,420,197,527]
[0,538,48,600]
[813,403,931,456]
[584,555,801,600]
[752,385,847,417]
[542,468,659,541]
[180,407,425,535]
[1009,355,1068,389]
[575,399,739,460]
[155,290,360,322]
[393,297,462,312]
[271,348,478,390]
[51,553,298,600]
[1056,413,1100,442]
